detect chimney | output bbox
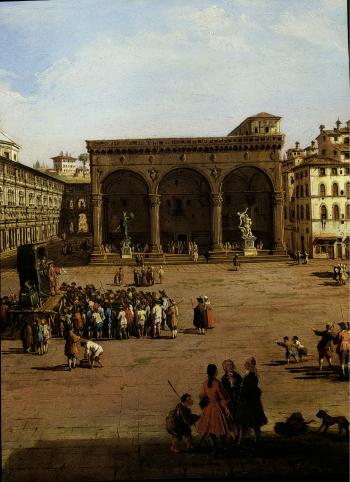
[319,124,325,133]
[295,141,300,149]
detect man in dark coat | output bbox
[312,323,336,370]
[193,297,206,335]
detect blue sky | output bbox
[0,0,348,166]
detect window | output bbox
[265,127,269,133]
[322,149,326,155]
[332,183,339,196]
[14,154,17,161]
[305,184,309,196]
[0,187,3,205]
[346,205,350,219]
[296,186,299,197]
[300,186,304,197]
[319,168,326,176]
[319,184,326,197]
[290,209,295,221]
[297,205,300,220]
[333,205,340,220]
[19,191,25,206]
[345,168,350,175]
[346,182,350,197]
[29,193,35,206]
[321,205,327,219]
[37,195,42,206]
[332,168,337,175]
[300,206,304,219]
[306,205,310,220]
[255,127,258,133]
[8,189,15,205]
[333,151,337,156]
[4,152,9,159]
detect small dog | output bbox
[316,410,349,435]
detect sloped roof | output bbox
[0,128,20,147]
[253,112,281,118]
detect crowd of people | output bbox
[165,240,199,258]
[56,283,180,341]
[166,358,267,454]
[292,250,309,264]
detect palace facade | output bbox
[86,112,286,257]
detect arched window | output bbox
[300,205,304,219]
[306,205,310,220]
[321,205,327,219]
[333,205,340,220]
[319,184,326,197]
[332,183,339,196]
[346,204,350,219]
[297,205,300,219]
[346,182,350,197]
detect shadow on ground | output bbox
[2,433,348,482]
[286,365,349,382]
[311,272,333,279]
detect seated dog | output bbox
[316,410,349,435]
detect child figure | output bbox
[276,336,299,363]
[292,336,308,362]
[166,393,200,453]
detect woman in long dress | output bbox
[235,357,267,444]
[197,364,230,455]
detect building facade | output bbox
[0,156,65,255]
[0,128,20,162]
[87,113,286,256]
[61,180,92,236]
[282,120,350,259]
[51,152,77,175]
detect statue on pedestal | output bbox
[236,208,257,256]
[115,210,134,257]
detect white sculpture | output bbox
[237,207,253,239]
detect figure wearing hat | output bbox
[312,323,337,370]
[335,322,350,376]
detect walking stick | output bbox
[167,380,181,399]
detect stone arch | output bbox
[158,167,211,251]
[156,165,214,193]
[102,170,150,246]
[221,166,274,249]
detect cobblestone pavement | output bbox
[1,260,349,481]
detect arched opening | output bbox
[222,166,274,249]
[158,168,211,251]
[332,205,340,220]
[102,170,149,247]
[78,213,89,233]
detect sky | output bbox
[0,0,349,167]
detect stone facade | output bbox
[0,128,20,162]
[282,120,350,259]
[51,152,77,175]
[60,181,92,236]
[86,113,286,255]
[0,156,65,255]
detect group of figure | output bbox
[57,283,180,341]
[293,250,309,264]
[192,296,216,334]
[20,315,51,355]
[313,322,350,376]
[133,265,165,287]
[166,240,198,257]
[167,358,267,454]
[63,321,104,370]
[333,263,349,285]
[276,335,309,363]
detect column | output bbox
[210,192,223,250]
[272,191,285,251]
[92,194,103,250]
[148,194,162,252]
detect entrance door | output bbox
[328,245,334,259]
[176,233,188,242]
[337,243,342,259]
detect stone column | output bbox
[148,194,162,252]
[272,191,285,251]
[210,193,223,250]
[92,194,103,250]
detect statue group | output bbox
[237,207,253,239]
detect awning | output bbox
[313,237,337,244]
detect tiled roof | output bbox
[0,128,20,147]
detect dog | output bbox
[316,410,349,435]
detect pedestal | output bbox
[121,242,132,258]
[243,236,257,256]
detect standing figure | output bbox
[20,318,33,353]
[221,359,242,440]
[204,296,216,329]
[118,306,129,339]
[166,393,200,453]
[335,322,350,376]
[64,325,81,371]
[42,321,50,354]
[48,261,60,295]
[151,300,163,339]
[166,299,179,339]
[193,297,206,335]
[312,323,336,370]
[197,364,230,455]
[233,254,240,271]
[292,336,308,362]
[235,357,267,445]
[158,265,165,284]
